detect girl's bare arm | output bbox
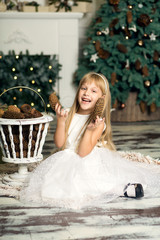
[77,116,105,157]
[54,103,68,148]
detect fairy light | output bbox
[13,97,16,100]
[37,89,41,92]
[15,55,19,59]
[48,65,52,69]
[49,79,52,83]
[14,76,17,80]
[32,80,35,84]
[30,67,34,71]
[47,104,50,108]
[12,68,16,72]
[31,102,34,107]
[19,88,23,92]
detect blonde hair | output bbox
[62,72,116,151]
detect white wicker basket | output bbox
[0,86,53,186]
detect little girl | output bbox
[20,72,160,209]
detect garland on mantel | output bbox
[48,0,92,12]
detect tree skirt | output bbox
[0,152,159,199]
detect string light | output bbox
[48,65,52,69]
[37,89,41,92]
[15,55,19,59]
[12,68,16,72]
[19,88,23,92]
[32,80,35,84]
[14,76,17,80]
[31,102,34,107]
[0,55,2,59]
[30,67,34,71]
[49,79,52,83]
[13,97,16,100]
[47,104,50,108]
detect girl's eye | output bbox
[92,90,97,93]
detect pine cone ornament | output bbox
[127,11,132,23]
[111,72,117,86]
[49,92,61,111]
[90,98,105,122]
[8,105,21,113]
[117,44,128,53]
[142,65,149,76]
[137,14,151,27]
[0,109,4,118]
[2,110,25,119]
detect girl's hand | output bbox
[55,103,68,121]
[87,116,105,131]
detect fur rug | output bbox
[0,151,159,199]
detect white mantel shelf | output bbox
[0,12,83,19]
[0,12,84,108]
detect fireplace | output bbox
[0,12,83,108]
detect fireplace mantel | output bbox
[0,12,83,108]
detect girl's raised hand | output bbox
[55,103,68,121]
[87,116,105,131]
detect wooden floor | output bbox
[0,118,160,240]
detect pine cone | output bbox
[8,105,21,113]
[49,92,61,111]
[117,44,128,53]
[2,110,25,119]
[90,98,105,122]
[111,72,117,86]
[142,65,149,76]
[20,104,32,113]
[0,109,4,118]
[127,11,132,23]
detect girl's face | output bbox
[77,81,103,115]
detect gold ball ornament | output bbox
[144,80,151,87]
[121,103,126,109]
[138,40,143,46]
[97,31,102,36]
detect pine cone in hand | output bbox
[49,92,61,111]
[90,98,105,122]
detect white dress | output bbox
[20,113,160,209]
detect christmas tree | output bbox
[75,0,160,113]
[0,51,61,112]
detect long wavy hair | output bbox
[62,72,116,151]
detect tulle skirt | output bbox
[20,148,160,209]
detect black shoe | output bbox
[124,183,144,198]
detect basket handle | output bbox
[0,86,46,112]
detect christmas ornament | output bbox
[149,33,157,41]
[120,103,125,109]
[138,4,143,8]
[49,92,61,111]
[90,53,99,63]
[137,14,151,27]
[125,59,130,69]
[138,40,143,46]
[128,25,137,32]
[109,0,120,5]
[140,101,146,113]
[90,98,104,122]
[144,80,151,87]
[97,31,102,36]
[135,60,141,70]
[111,72,117,86]
[109,18,119,28]
[142,65,149,76]
[153,51,159,61]
[150,102,156,113]
[117,44,128,53]
[127,11,132,23]
[95,41,110,59]
[101,28,109,35]
[128,5,133,9]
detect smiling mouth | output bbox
[82,98,91,103]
